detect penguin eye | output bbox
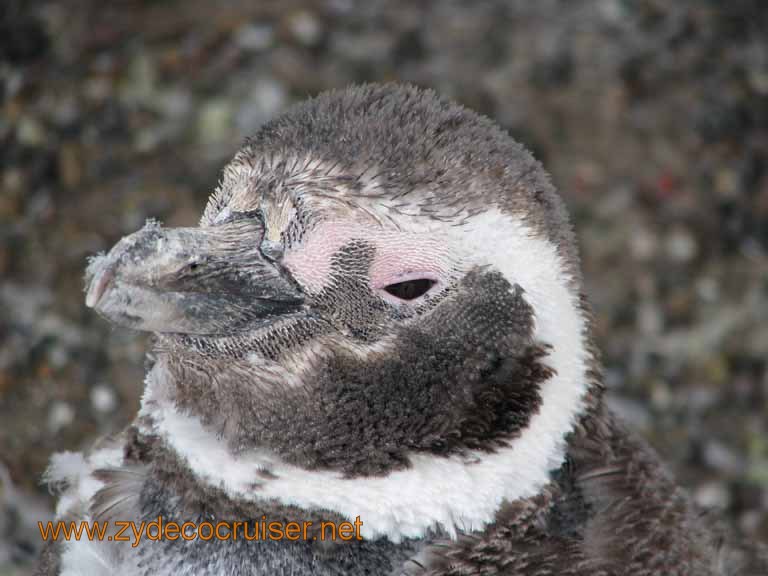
[383,278,436,301]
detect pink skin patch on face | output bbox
[282,220,457,303]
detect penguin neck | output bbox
[139,336,599,544]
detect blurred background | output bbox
[1,0,767,573]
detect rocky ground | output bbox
[1,0,767,573]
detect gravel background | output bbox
[1,1,767,573]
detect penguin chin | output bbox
[154,310,320,360]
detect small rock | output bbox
[715,169,739,197]
[598,0,624,23]
[135,125,172,153]
[326,0,354,13]
[605,395,651,430]
[235,24,274,52]
[332,31,394,62]
[748,69,768,95]
[665,227,698,262]
[50,93,79,128]
[155,88,193,121]
[2,167,23,191]
[739,510,763,535]
[47,345,69,369]
[253,78,286,118]
[236,79,287,137]
[704,441,744,474]
[90,385,117,414]
[687,387,717,410]
[630,225,658,261]
[48,401,74,433]
[695,276,719,303]
[288,11,322,46]
[650,380,672,410]
[3,69,24,100]
[16,116,46,146]
[694,482,730,509]
[197,99,233,145]
[58,142,83,189]
[702,356,729,387]
[595,185,632,218]
[120,51,158,105]
[83,75,112,101]
[637,299,663,335]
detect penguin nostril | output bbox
[183,259,205,275]
[260,240,285,263]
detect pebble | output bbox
[120,51,158,105]
[703,441,744,475]
[630,225,657,261]
[665,227,698,262]
[2,168,23,195]
[748,69,768,95]
[16,116,46,146]
[288,11,322,46]
[686,386,718,411]
[694,482,731,509]
[252,78,287,118]
[695,276,720,303]
[90,385,117,414]
[49,93,79,127]
[58,142,83,189]
[83,75,112,102]
[605,395,651,430]
[597,0,624,23]
[637,300,663,335]
[197,99,233,145]
[650,380,672,410]
[47,345,69,369]
[48,402,74,433]
[740,510,763,534]
[235,78,287,137]
[235,24,274,52]
[155,88,193,120]
[715,169,739,197]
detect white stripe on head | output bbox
[145,207,590,542]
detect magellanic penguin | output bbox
[38,84,767,576]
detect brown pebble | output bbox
[59,142,83,189]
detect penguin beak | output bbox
[84,219,304,335]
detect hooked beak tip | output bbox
[85,263,115,309]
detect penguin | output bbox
[37,83,767,576]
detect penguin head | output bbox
[85,84,596,538]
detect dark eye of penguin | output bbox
[383,278,437,300]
